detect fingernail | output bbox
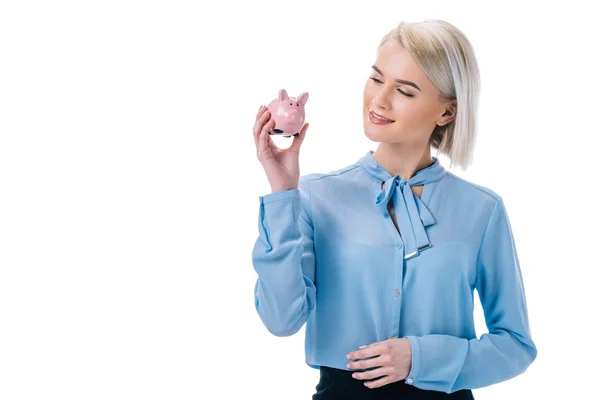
[346,363,350,368]
[346,354,350,359]
[359,345,368,349]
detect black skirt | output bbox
[313,366,475,400]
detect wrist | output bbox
[270,185,298,193]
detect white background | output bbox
[1,1,598,399]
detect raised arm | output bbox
[252,183,317,337]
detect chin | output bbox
[363,118,396,143]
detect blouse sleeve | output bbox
[251,182,317,337]
[405,197,537,393]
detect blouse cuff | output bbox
[259,189,300,205]
[405,335,421,386]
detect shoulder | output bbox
[444,172,502,202]
[440,172,505,219]
[298,161,362,191]
[293,162,362,217]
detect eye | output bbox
[370,77,414,98]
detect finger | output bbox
[347,342,383,361]
[289,122,309,152]
[253,110,271,148]
[363,374,399,389]
[253,109,270,140]
[257,119,275,158]
[347,354,387,371]
[352,366,392,381]
[255,105,266,120]
[267,133,279,153]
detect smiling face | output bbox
[363,40,455,147]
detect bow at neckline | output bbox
[358,151,446,260]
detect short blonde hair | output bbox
[378,19,480,170]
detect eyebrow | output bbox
[371,65,421,91]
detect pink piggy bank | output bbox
[267,88,309,137]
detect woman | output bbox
[251,19,537,399]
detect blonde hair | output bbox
[378,19,480,170]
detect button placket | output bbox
[390,248,404,338]
[380,181,407,342]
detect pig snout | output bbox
[286,110,299,122]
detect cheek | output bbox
[394,100,434,124]
[363,85,375,105]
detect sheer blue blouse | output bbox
[251,150,537,393]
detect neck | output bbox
[372,141,434,181]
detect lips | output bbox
[369,109,395,123]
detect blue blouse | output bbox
[251,150,537,393]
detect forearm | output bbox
[406,329,536,393]
[251,189,316,336]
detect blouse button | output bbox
[394,289,401,297]
[398,243,403,249]
[407,378,413,384]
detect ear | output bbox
[437,101,456,126]
[297,92,309,106]
[278,89,289,101]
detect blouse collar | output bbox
[357,150,446,260]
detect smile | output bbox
[369,110,395,123]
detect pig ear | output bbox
[297,92,309,106]
[278,89,289,101]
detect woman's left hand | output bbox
[346,338,412,389]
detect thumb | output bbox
[290,122,309,152]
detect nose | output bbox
[372,88,392,110]
[287,110,299,122]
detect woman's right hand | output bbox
[253,105,309,193]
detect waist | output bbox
[317,366,474,400]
